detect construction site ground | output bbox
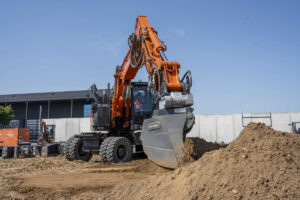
[0,123,299,200]
[0,156,170,199]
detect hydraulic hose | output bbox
[181,70,192,92]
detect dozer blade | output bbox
[141,113,187,169]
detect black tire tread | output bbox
[64,136,75,161]
[99,137,112,163]
[106,137,118,163]
[106,137,132,163]
[68,137,92,162]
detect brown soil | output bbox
[183,137,227,162]
[105,123,300,200]
[1,123,299,200]
[0,137,222,200]
[0,156,170,200]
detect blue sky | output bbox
[0,0,299,114]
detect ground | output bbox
[0,155,170,200]
[2,125,296,200]
[0,138,224,200]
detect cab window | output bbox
[46,125,56,139]
[132,87,154,113]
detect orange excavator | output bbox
[38,120,54,144]
[37,120,62,156]
[64,16,195,168]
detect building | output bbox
[0,89,109,128]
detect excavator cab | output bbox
[38,121,55,144]
[131,82,154,130]
[45,125,56,142]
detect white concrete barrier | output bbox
[188,112,300,143]
[44,112,300,143]
[44,118,90,142]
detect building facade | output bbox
[0,89,109,128]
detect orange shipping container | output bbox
[0,128,30,146]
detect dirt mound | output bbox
[183,137,227,162]
[105,123,300,200]
[135,159,171,174]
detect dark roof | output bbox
[0,89,110,103]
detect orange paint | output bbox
[111,16,183,128]
[0,128,30,146]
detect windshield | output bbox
[46,125,55,139]
[132,86,154,113]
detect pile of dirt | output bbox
[135,159,171,174]
[183,137,227,162]
[105,123,300,200]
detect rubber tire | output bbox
[99,137,112,163]
[68,137,92,162]
[7,147,15,158]
[64,136,75,161]
[59,143,64,155]
[106,137,132,163]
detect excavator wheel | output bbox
[68,137,92,162]
[105,137,132,163]
[99,137,112,163]
[64,136,75,161]
[59,144,64,155]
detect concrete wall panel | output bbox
[233,114,243,140]
[187,115,200,138]
[271,113,291,132]
[50,119,67,142]
[44,112,300,143]
[290,113,300,123]
[216,114,234,143]
[80,118,91,133]
[66,118,80,139]
[198,115,217,142]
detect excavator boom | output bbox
[112,16,195,168]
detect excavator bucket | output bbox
[141,112,187,169]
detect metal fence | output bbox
[26,120,40,141]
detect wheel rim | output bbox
[78,143,86,156]
[117,145,126,159]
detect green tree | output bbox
[0,105,15,126]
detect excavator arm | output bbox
[112,16,192,127]
[112,16,195,168]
